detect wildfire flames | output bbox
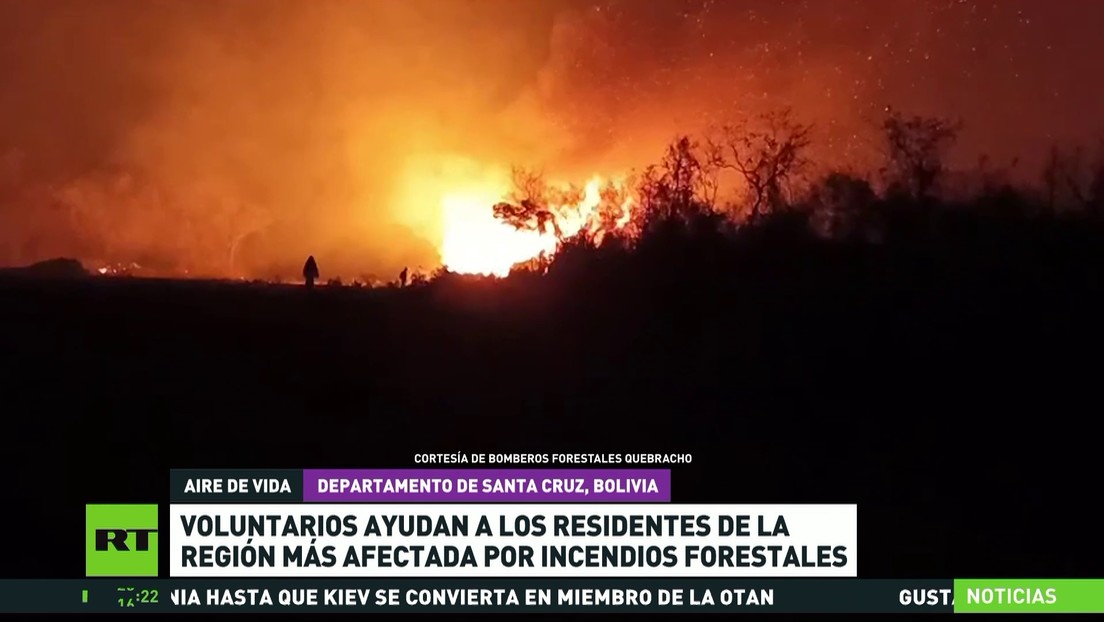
[437,172,635,277]
[78,156,640,281]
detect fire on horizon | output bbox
[1,0,1102,279]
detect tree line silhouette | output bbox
[335,107,1100,291]
[4,107,1104,585]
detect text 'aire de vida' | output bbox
[185,478,292,494]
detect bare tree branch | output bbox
[881,110,961,199]
[710,108,813,220]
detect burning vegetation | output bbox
[432,108,819,278]
[2,2,1104,281]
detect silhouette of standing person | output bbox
[303,255,319,288]
[399,267,408,288]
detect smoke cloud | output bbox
[2,0,1102,277]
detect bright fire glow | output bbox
[439,190,558,277]
[439,175,634,277]
[392,155,635,278]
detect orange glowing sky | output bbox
[1,0,1102,279]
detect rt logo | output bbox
[86,504,159,577]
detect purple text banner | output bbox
[302,469,670,502]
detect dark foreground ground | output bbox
[1,228,1101,609]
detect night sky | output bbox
[1,0,1102,276]
[535,0,1104,169]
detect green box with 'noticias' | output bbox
[955,579,1104,613]
[85,504,159,577]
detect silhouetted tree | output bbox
[1091,145,1104,217]
[636,136,719,228]
[510,252,553,275]
[806,172,878,240]
[881,110,961,200]
[708,109,813,221]
[1040,143,1104,214]
[493,167,565,238]
[225,201,271,277]
[1042,145,1065,211]
[1069,141,1103,215]
[56,171,152,266]
[663,136,717,214]
[588,180,636,245]
[493,167,636,249]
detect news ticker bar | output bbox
[2,579,1103,614]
